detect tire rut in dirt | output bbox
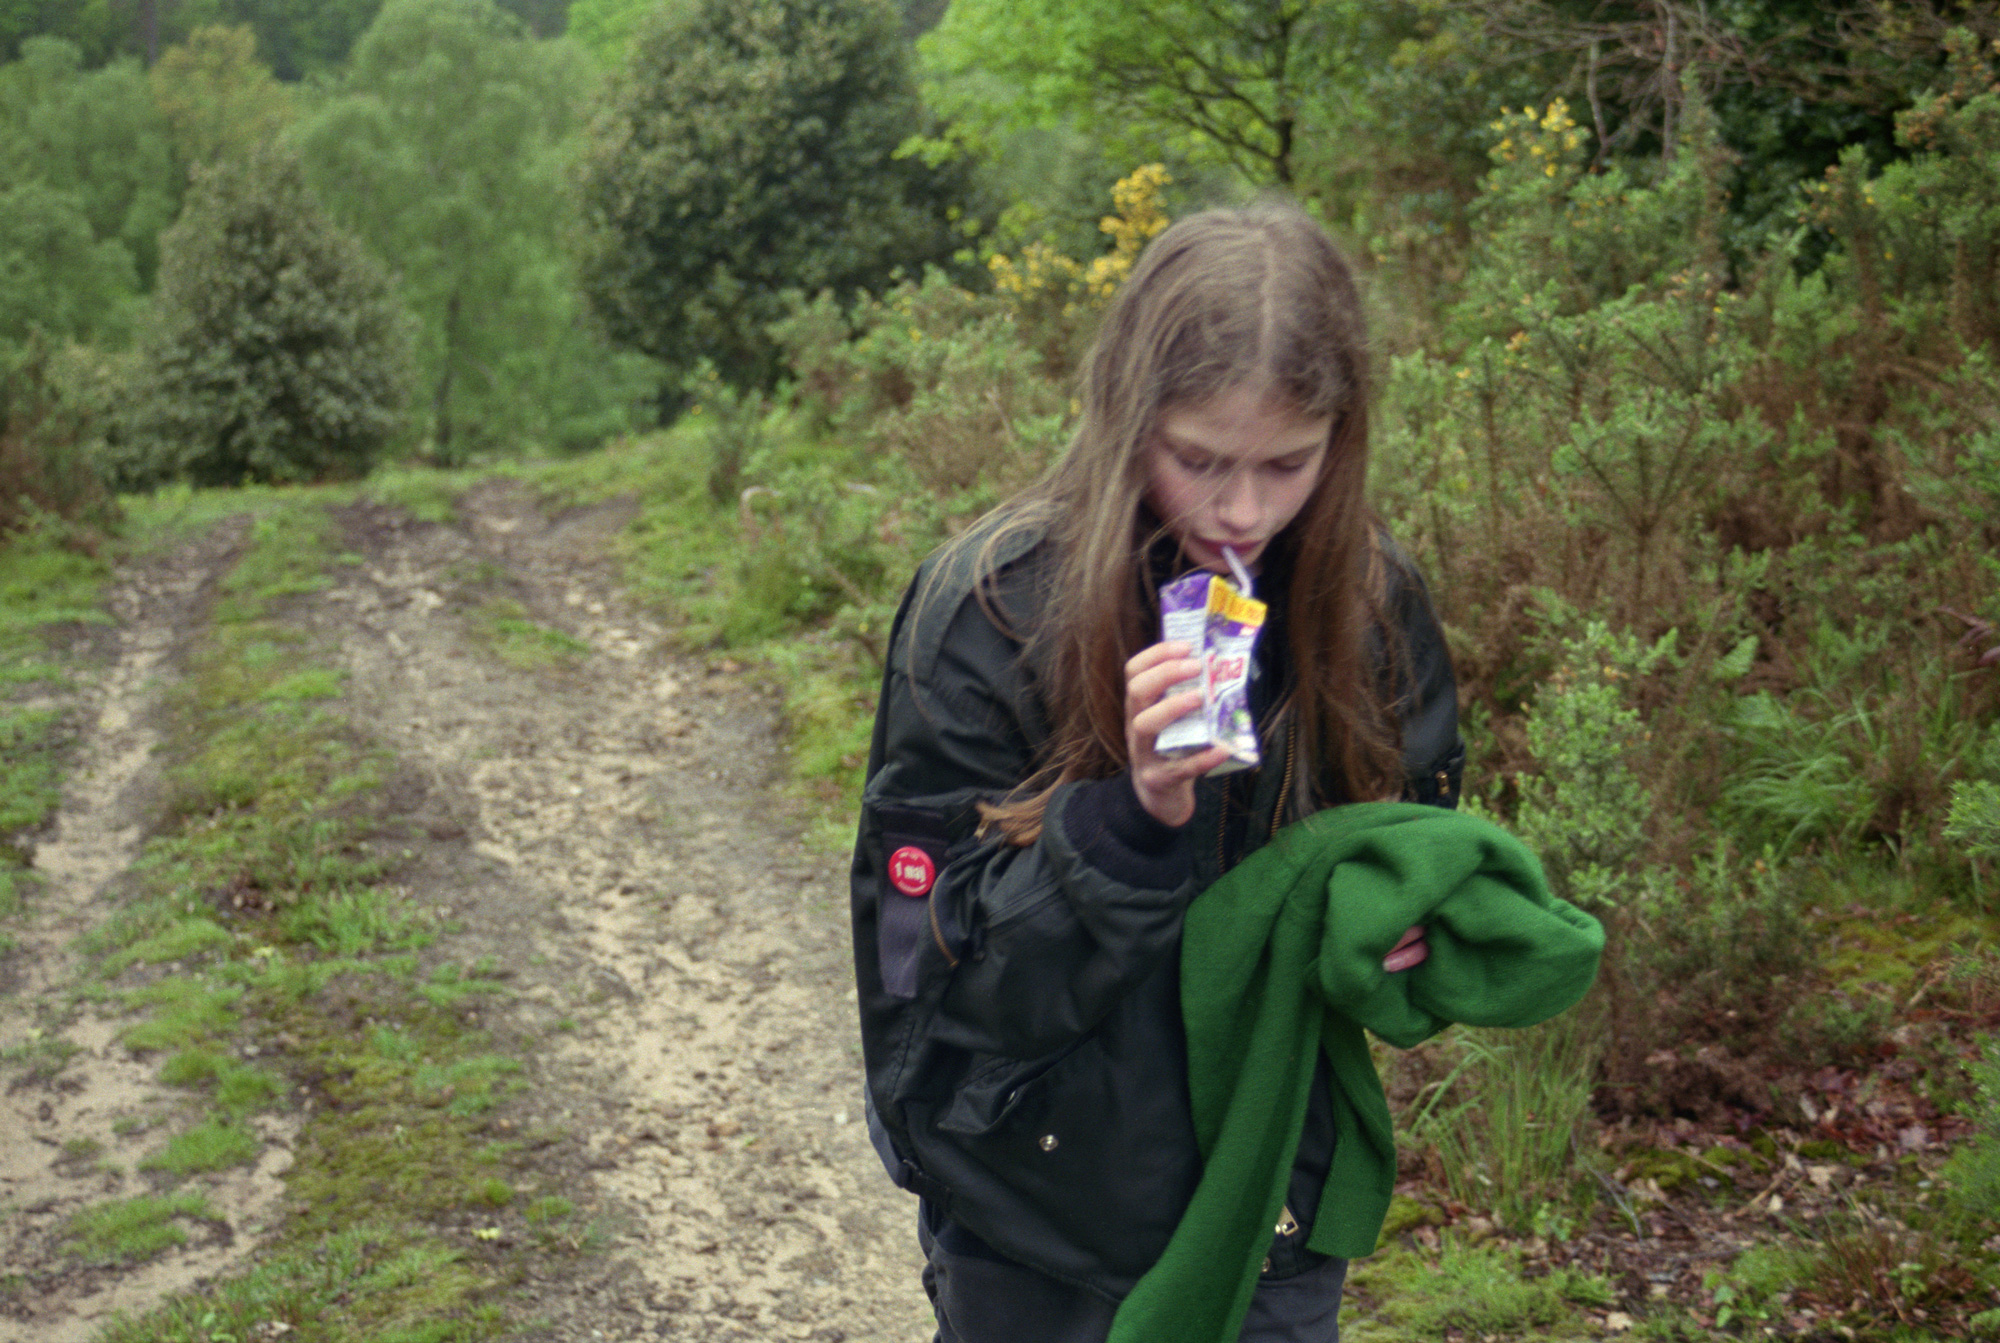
[2,520,299,1343]
[326,484,928,1342]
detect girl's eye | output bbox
[1175,451,1223,475]
[1267,457,1313,475]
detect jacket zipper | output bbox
[1218,718,1300,871]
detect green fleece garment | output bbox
[1106,802,1604,1343]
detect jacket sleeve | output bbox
[855,566,1196,1062]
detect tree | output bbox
[179,0,385,80]
[0,37,178,284]
[564,0,648,60]
[0,182,139,373]
[149,24,293,169]
[131,147,411,486]
[576,0,968,393]
[920,0,1363,188]
[300,0,652,455]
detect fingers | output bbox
[1127,645,1201,710]
[1382,925,1429,974]
[1131,744,1231,827]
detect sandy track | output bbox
[1,487,932,1342]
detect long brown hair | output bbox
[955,202,1403,843]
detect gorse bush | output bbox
[1482,617,1675,911]
[126,147,412,488]
[1942,1034,2000,1222]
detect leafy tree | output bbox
[564,0,649,62]
[0,0,130,65]
[131,147,411,486]
[149,24,293,169]
[2,0,387,75]
[496,0,570,36]
[178,0,384,80]
[0,37,178,284]
[301,0,651,455]
[0,181,139,371]
[577,0,967,392]
[921,0,1362,187]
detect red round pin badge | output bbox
[888,845,936,897]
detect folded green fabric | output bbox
[1106,802,1604,1343]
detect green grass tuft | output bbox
[141,1118,262,1175]
[475,599,593,670]
[65,1191,215,1262]
[1347,1238,1615,1341]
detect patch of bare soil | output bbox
[1,487,930,1343]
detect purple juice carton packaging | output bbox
[1155,557,1267,775]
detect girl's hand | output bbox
[1125,641,1231,827]
[1383,925,1428,973]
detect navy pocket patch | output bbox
[875,805,953,1000]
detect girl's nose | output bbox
[1215,472,1261,533]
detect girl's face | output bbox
[1144,384,1330,575]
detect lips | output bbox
[1192,537,1265,570]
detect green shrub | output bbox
[1943,1034,2000,1222]
[0,345,118,538]
[126,145,412,487]
[775,267,1069,495]
[1476,616,1674,910]
[576,0,969,391]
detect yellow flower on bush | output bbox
[987,165,1174,313]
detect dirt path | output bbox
[1,521,302,1343]
[1,485,932,1342]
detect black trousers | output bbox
[918,1209,1347,1343]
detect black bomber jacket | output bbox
[849,512,1464,1302]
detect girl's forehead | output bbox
[1157,385,1329,453]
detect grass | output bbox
[1346,1237,1616,1341]
[91,1226,501,1343]
[1402,1011,1604,1235]
[0,519,106,910]
[474,598,593,670]
[64,1191,216,1262]
[140,1118,262,1175]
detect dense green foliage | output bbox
[301,0,650,457]
[0,37,174,320]
[128,148,410,486]
[149,24,293,169]
[576,0,968,392]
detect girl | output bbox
[850,202,1463,1342]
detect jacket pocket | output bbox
[911,1002,1201,1288]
